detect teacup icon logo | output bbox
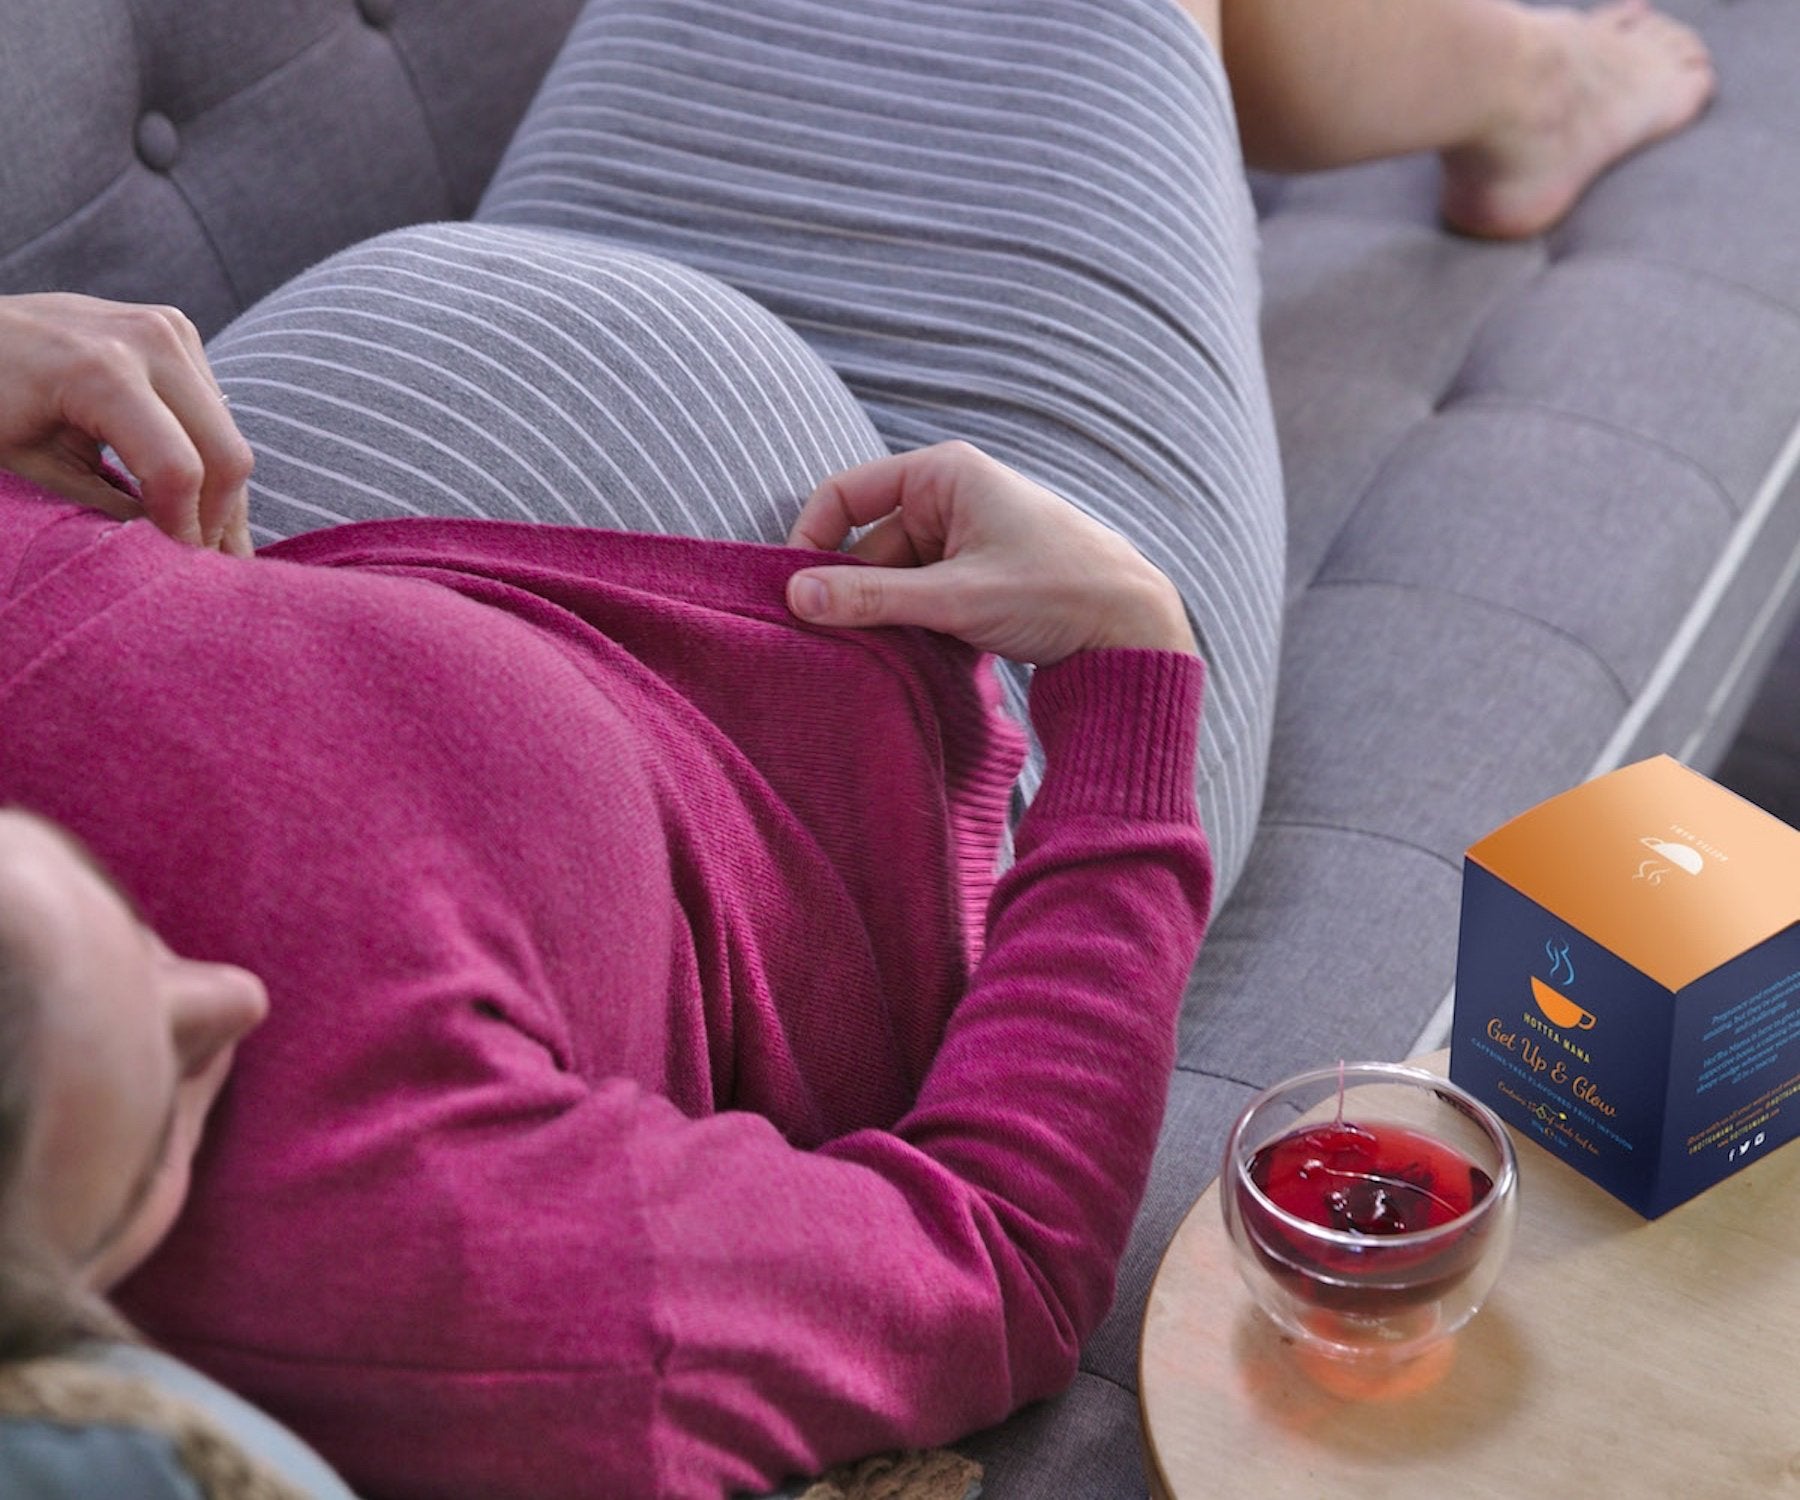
[1531,976,1597,1031]
[1635,836,1703,886]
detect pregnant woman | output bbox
[0,1,1709,1496]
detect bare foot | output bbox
[1440,0,1716,240]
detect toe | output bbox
[1599,0,1650,28]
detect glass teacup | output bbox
[1221,1062,1519,1363]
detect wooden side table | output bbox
[1139,1051,1800,1497]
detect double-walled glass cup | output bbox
[1221,1063,1519,1363]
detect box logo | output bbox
[1532,938,1598,1033]
[1531,975,1596,1032]
[1636,835,1704,886]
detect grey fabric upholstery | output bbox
[0,0,584,334]
[1065,1,1800,1492]
[3,0,1798,1496]
[1720,626,1800,827]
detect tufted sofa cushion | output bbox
[0,0,583,337]
[1228,0,1800,1047]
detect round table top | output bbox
[1138,1050,1800,1498]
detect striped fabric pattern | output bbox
[211,228,888,542]
[206,0,1284,904]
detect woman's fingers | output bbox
[219,488,254,558]
[132,308,254,548]
[3,448,146,523]
[84,382,211,546]
[789,439,1197,663]
[844,510,924,568]
[783,452,914,550]
[787,557,969,636]
[0,294,253,552]
[785,443,977,552]
[147,381,253,550]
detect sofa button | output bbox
[357,0,396,26]
[134,112,180,173]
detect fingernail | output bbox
[790,575,828,619]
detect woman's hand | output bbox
[785,441,1197,665]
[0,293,253,556]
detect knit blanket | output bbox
[0,1358,982,1500]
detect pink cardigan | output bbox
[0,476,1210,1500]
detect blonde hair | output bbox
[0,937,130,1360]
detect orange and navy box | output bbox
[1450,755,1800,1218]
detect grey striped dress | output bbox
[207,0,1285,905]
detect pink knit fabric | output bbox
[0,475,1210,1500]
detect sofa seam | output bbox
[1246,816,1464,874]
[1301,394,1735,614]
[1296,575,1634,705]
[1433,392,1741,519]
[1170,1062,1269,1093]
[1285,239,1546,603]
[1068,1364,1137,1400]
[161,176,245,314]
[1294,246,1751,605]
[1285,398,1435,605]
[0,168,137,280]
[1547,244,1800,329]
[1259,211,1800,333]
[381,29,459,217]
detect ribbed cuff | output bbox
[1027,649,1204,824]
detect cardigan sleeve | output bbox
[652,649,1210,1493]
[145,651,1210,1500]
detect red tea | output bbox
[1238,1119,1495,1313]
[1250,1120,1494,1235]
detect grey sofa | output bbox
[5,1,1798,1497]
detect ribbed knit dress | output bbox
[0,475,1210,1500]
